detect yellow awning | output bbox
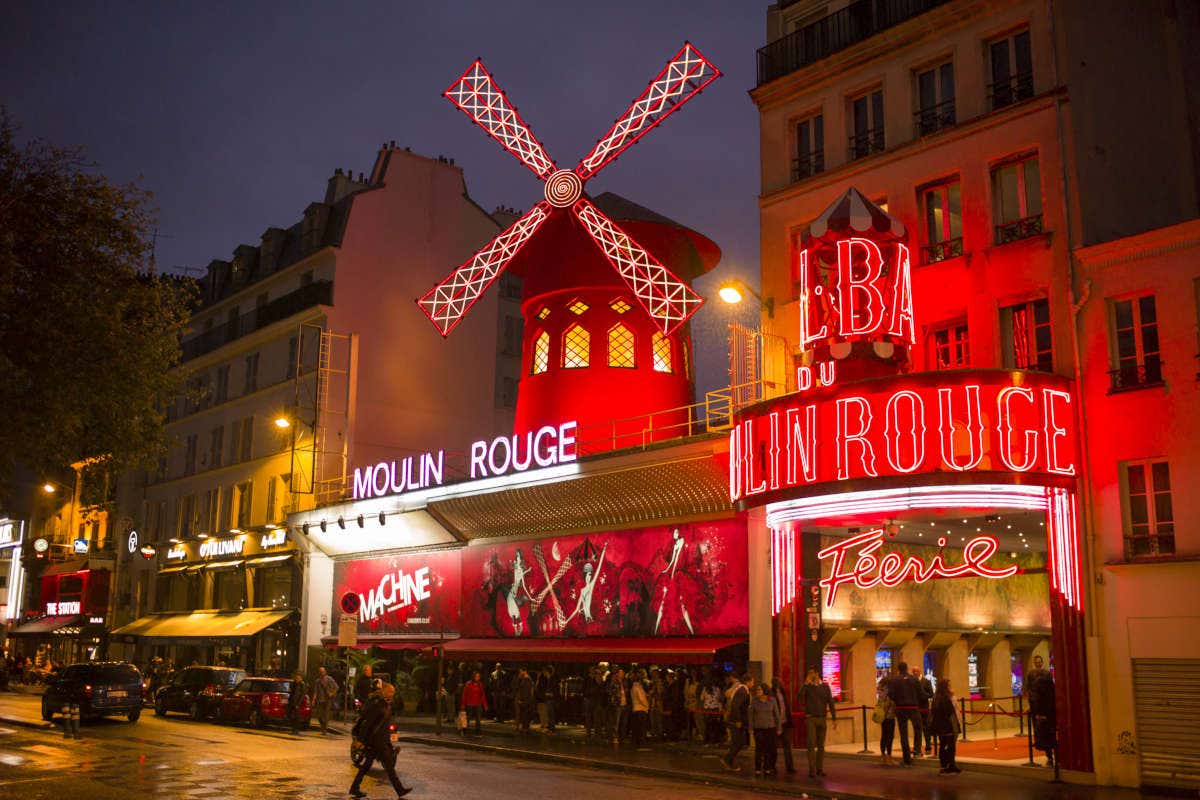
[110,609,293,642]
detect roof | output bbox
[804,186,906,242]
[10,615,84,635]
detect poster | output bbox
[332,549,461,635]
[461,519,747,638]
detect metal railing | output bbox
[849,127,885,160]
[920,237,963,264]
[757,0,952,86]
[181,280,333,361]
[914,99,956,136]
[994,213,1043,245]
[791,151,825,183]
[1108,360,1164,393]
[989,71,1034,110]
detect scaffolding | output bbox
[288,323,353,508]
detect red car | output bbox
[217,677,311,728]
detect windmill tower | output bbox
[417,45,722,451]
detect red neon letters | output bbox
[816,528,1019,608]
[800,238,915,351]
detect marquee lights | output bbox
[418,43,719,337]
[765,484,1051,527]
[771,526,796,615]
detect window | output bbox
[607,324,636,368]
[915,62,955,135]
[989,28,1033,109]
[178,494,196,537]
[849,89,884,160]
[243,352,259,394]
[197,373,211,410]
[610,298,631,314]
[239,417,254,462]
[920,180,963,263]
[992,155,1042,243]
[225,307,239,340]
[652,332,673,373]
[531,331,550,375]
[235,481,253,529]
[218,486,233,532]
[1110,295,1162,391]
[215,364,230,404]
[184,434,198,476]
[792,114,824,181]
[254,564,296,609]
[502,315,522,356]
[536,307,550,320]
[209,425,224,469]
[1123,460,1174,558]
[562,325,590,368]
[1001,298,1052,371]
[929,323,969,369]
[200,488,219,534]
[498,376,517,409]
[286,336,297,379]
[265,477,278,524]
[213,566,246,610]
[567,299,589,315]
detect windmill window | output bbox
[536,307,550,320]
[652,332,673,373]
[562,325,590,369]
[607,324,636,368]
[532,330,550,375]
[610,298,632,314]
[567,299,589,315]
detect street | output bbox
[0,693,766,800]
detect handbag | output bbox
[457,710,468,730]
[871,701,886,725]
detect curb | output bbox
[0,714,54,731]
[398,733,878,800]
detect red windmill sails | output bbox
[417,43,721,337]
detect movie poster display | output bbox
[461,519,747,638]
[332,549,461,635]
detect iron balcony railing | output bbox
[849,127,885,160]
[1108,360,1164,393]
[914,99,957,136]
[181,280,333,361]
[921,237,963,264]
[791,151,825,183]
[995,213,1043,245]
[989,71,1034,110]
[757,0,953,86]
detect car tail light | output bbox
[201,684,218,697]
[83,684,93,699]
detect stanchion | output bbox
[990,703,998,749]
[958,697,968,741]
[1017,694,1024,736]
[858,704,870,753]
[1025,708,1037,766]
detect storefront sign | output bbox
[332,550,461,634]
[46,600,81,615]
[0,521,16,546]
[199,536,245,559]
[799,238,914,351]
[127,530,139,553]
[140,544,157,559]
[72,538,90,554]
[816,527,1018,607]
[260,529,287,549]
[351,420,578,500]
[165,545,187,560]
[88,616,105,625]
[461,519,748,638]
[730,371,1077,503]
[33,537,48,553]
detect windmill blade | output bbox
[574,42,720,180]
[417,203,551,337]
[445,60,557,180]
[573,197,704,335]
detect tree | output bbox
[0,109,194,490]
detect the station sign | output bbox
[730,370,1077,503]
[46,600,82,615]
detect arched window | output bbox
[532,330,550,374]
[562,324,590,368]
[652,331,673,373]
[607,324,636,368]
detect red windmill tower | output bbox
[417,44,722,449]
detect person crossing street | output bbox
[349,683,412,798]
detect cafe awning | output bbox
[319,634,452,651]
[9,614,84,636]
[437,637,746,664]
[110,609,294,643]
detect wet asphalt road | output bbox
[0,695,768,800]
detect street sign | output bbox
[72,538,90,555]
[337,613,358,647]
[127,530,139,553]
[339,591,361,615]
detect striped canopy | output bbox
[804,187,906,242]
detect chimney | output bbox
[325,168,355,204]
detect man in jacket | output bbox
[800,669,837,777]
[772,677,797,774]
[349,683,411,798]
[353,664,373,709]
[720,674,753,772]
[912,665,934,755]
[461,671,488,736]
[584,667,608,740]
[288,672,307,735]
[888,661,924,765]
[312,666,338,734]
[513,668,534,734]
[607,667,629,744]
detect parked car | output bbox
[217,677,311,728]
[154,666,245,721]
[41,662,144,723]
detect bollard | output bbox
[858,704,870,754]
[61,704,69,739]
[991,702,998,749]
[959,697,968,742]
[1025,707,1036,766]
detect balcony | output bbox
[921,237,963,264]
[1108,360,1164,394]
[791,151,825,183]
[849,127,885,160]
[914,99,956,136]
[757,0,953,86]
[181,280,332,361]
[989,72,1034,110]
[994,214,1043,245]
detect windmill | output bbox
[417,43,720,339]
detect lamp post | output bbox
[717,278,774,318]
[40,478,78,547]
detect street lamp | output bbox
[717,278,774,317]
[42,483,57,494]
[273,416,291,430]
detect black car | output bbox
[41,662,144,723]
[154,666,245,721]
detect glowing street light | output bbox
[274,416,291,430]
[717,279,773,317]
[717,284,744,304]
[42,483,57,494]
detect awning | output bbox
[437,637,746,664]
[42,559,88,577]
[246,554,293,566]
[110,609,294,643]
[158,564,193,574]
[9,615,84,635]
[319,635,452,651]
[204,560,243,569]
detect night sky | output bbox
[2,1,764,394]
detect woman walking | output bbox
[876,673,897,766]
[630,671,650,746]
[930,678,961,774]
[749,683,781,776]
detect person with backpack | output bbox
[349,683,411,798]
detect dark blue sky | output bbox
[2,1,765,394]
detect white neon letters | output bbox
[359,566,432,624]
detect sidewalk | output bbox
[0,689,54,730]
[394,714,1162,800]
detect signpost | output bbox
[337,613,357,648]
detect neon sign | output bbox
[199,537,244,559]
[358,566,432,624]
[730,371,1077,502]
[799,238,915,351]
[165,545,186,560]
[260,529,287,549]
[46,600,81,615]
[816,528,1019,607]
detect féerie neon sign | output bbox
[817,528,1018,607]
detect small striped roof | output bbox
[804,187,906,242]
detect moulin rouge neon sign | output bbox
[817,528,1019,608]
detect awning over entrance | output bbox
[438,637,745,664]
[9,614,84,635]
[320,635,450,651]
[111,609,293,643]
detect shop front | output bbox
[0,518,26,647]
[112,529,301,673]
[9,561,109,664]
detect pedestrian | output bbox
[312,666,338,734]
[750,683,781,776]
[349,683,411,798]
[771,677,797,774]
[1028,658,1057,768]
[630,671,650,746]
[912,665,934,756]
[461,671,488,736]
[647,667,664,740]
[541,666,559,732]
[584,667,608,740]
[875,674,896,766]
[701,677,723,744]
[488,662,508,722]
[288,671,308,735]
[719,673,752,772]
[684,669,702,742]
[608,667,629,744]
[514,667,534,734]
[665,670,686,740]
[888,661,924,765]
[930,677,961,774]
[799,668,836,778]
[354,664,373,709]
